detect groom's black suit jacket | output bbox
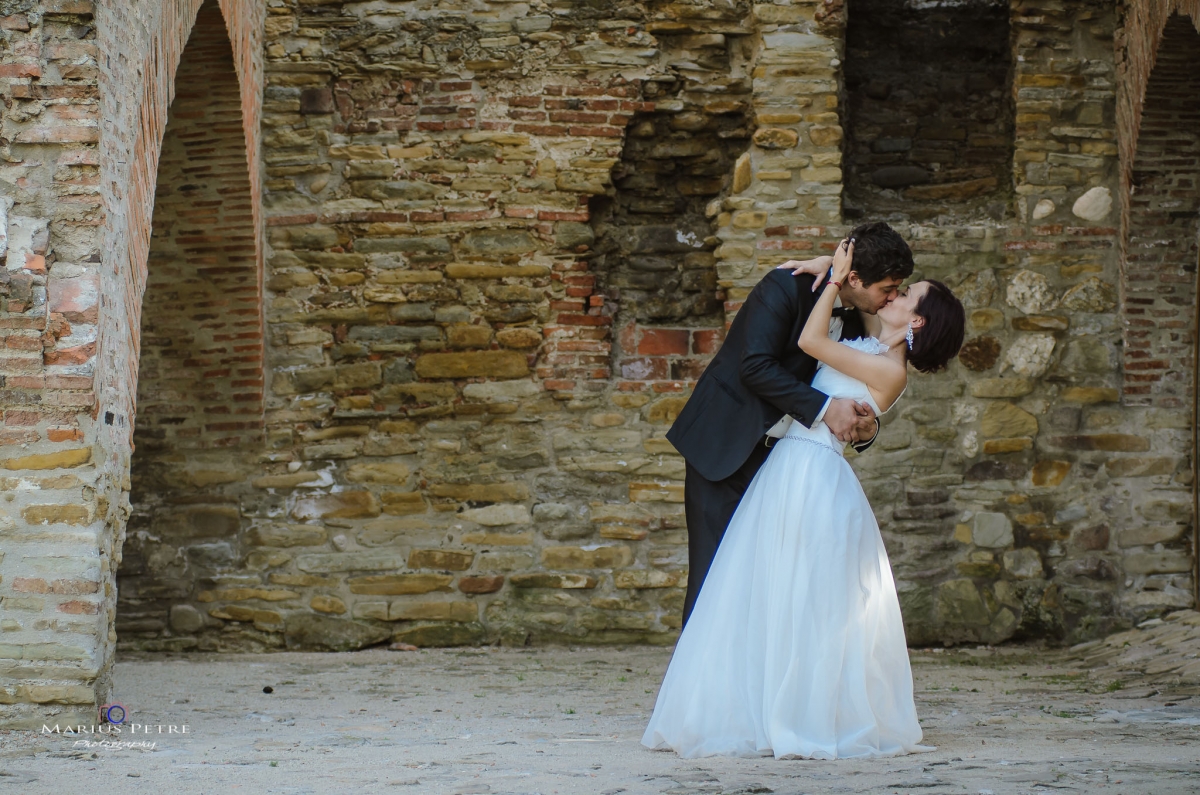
[667,268,875,483]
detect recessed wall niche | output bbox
[843,0,1015,222]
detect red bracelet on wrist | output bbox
[828,280,842,289]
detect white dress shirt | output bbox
[765,294,843,438]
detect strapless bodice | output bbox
[780,337,900,455]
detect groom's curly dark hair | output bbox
[847,222,914,286]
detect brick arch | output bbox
[134,1,264,454]
[97,0,263,453]
[1116,2,1200,192]
[1118,9,1200,609]
[118,0,266,653]
[89,0,263,717]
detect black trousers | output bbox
[681,437,773,628]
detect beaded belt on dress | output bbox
[779,431,843,456]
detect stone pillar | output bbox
[716,0,847,314]
[0,0,262,730]
[1,0,106,731]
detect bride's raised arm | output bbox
[797,240,907,412]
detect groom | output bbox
[668,222,916,626]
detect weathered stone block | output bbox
[345,463,410,484]
[388,601,477,622]
[431,482,530,502]
[973,512,1013,548]
[1119,525,1184,548]
[1006,270,1057,314]
[959,336,1000,371]
[474,551,534,571]
[1012,315,1068,331]
[1031,460,1071,487]
[246,524,327,547]
[310,595,346,614]
[872,165,930,188]
[1122,551,1192,575]
[981,402,1038,438]
[161,506,241,539]
[459,504,531,526]
[982,438,1031,454]
[1071,186,1112,221]
[613,570,679,589]
[347,574,454,595]
[1061,277,1116,312]
[629,482,685,503]
[0,448,91,470]
[169,604,205,633]
[460,230,537,256]
[732,152,751,193]
[809,125,843,147]
[541,546,633,569]
[1002,548,1043,579]
[353,602,390,621]
[21,504,91,525]
[297,552,407,574]
[1060,387,1118,404]
[496,328,543,349]
[392,622,485,647]
[1002,335,1055,378]
[196,588,298,603]
[447,324,493,349]
[284,614,390,651]
[459,575,505,594]
[1105,457,1177,478]
[380,492,427,516]
[971,378,1033,398]
[409,549,475,571]
[753,128,800,149]
[291,492,381,520]
[414,351,529,379]
[1049,435,1150,452]
[509,573,597,589]
[937,579,990,625]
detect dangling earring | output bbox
[905,323,914,351]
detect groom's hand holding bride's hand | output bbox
[824,398,876,443]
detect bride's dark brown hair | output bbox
[908,280,965,374]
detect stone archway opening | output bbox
[588,31,755,406]
[842,0,1014,222]
[117,0,264,648]
[1123,14,1200,609]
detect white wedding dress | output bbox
[642,337,932,760]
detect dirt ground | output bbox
[2,614,1199,794]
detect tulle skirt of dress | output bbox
[641,434,933,760]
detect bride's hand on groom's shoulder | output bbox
[776,255,833,288]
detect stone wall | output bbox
[2,0,1200,729]
[113,0,767,654]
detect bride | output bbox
[642,238,965,760]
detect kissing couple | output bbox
[642,222,966,759]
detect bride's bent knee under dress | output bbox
[642,337,934,760]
